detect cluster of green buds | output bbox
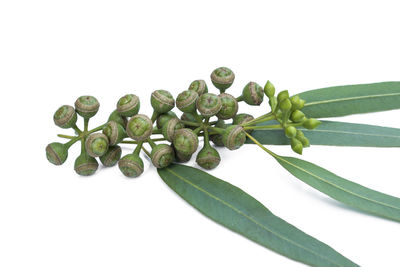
[46,67,321,177]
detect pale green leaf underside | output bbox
[158,164,358,267]
[272,155,400,222]
[299,82,400,118]
[247,120,400,147]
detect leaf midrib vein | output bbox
[165,167,345,267]
[304,92,400,107]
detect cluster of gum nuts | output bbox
[46,67,320,177]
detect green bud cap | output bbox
[74,152,99,176]
[290,110,305,122]
[156,111,177,129]
[126,114,153,141]
[216,93,238,120]
[53,105,77,129]
[175,150,192,163]
[151,90,175,113]
[118,154,144,178]
[116,94,140,117]
[180,112,198,130]
[291,138,303,155]
[173,128,199,156]
[277,90,289,103]
[302,118,321,130]
[102,121,126,146]
[151,144,175,168]
[210,67,235,91]
[85,133,109,157]
[279,98,292,111]
[46,142,68,165]
[162,117,184,142]
[196,93,222,117]
[176,90,199,113]
[298,99,306,110]
[242,82,264,106]
[222,125,246,150]
[188,80,208,95]
[100,145,122,167]
[196,146,221,170]
[74,95,100,119]
[290,95,303,111]
[108,110,128,128]
[210,120,227,147]
[285,126,297,138]
[264,80,275,97]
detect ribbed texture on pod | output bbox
[162,117,184,142]
[85,133,109,157]
[196,93,222,117]
[151,144,175,168]
[102,121,126,146]
[108,110,128,127]
[156,111,177,129]
[188,80,208,95]
[216,93,238,120]
[74,153,99,176]
[210,67,235,91]
[100,145,122,167]
[222,125,246,150]
[126,114,153,141]
[118,154,144,178]
[196,146,221,170]
[151,90,175,113]
[173,128,199,156]
[74,95,100,118]
[117,94,140,117]
[45,142,68,165]
[53,105,77,129]
[242,82,264,106]
[176,90,198,113]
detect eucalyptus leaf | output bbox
[271,154,400,222]
[158,164,358,267]
[247,120,400,147]
[299,82,400,118]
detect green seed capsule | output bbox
[290,110,305,122]
[285,126,297,138]
[156,111,177,129]
[242,82,264,106]
[188,79,208,95]
[174,150,192,163]
[210,67,235,92]
[232,113,254,126]
[151,144,175,168]
[151,90,175,113]
[173,128,199,156]
[279,98,292,111]
[291,138,303,155]
[296,130,310,147]
[74,152,99,176]
[74,95,100,119]
[118,154,144,178]
[100,145,122,167]
[116,94,140,117]
[162,117,184,142]
[264,80,275,97]
[176,90,199,113]
[216,93,238,120]
[302,118,321,130]
[196,93,222,117]
[85,133,109,157]
[196,146,221,170]
[126,114,153,141]
[290,95,302,111]
[45,142,68,165]
[108,110,128,127]
[222,125,246,150]
[180,112,198,130]
[102,121,126,146]
[53,105,77,129]
[277,90,289,103]
[210,120,227,147]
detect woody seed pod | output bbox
[210,67,235,92]
[126,114,153,141]
[242,82,264,106]
[232,113,254,126]
[176,90,199,113]
[173,128,199,156]
[196,146,221,170]
[196,93,222,117]
[222,125,246,150]
[85,133,109,157]
[174,150,192,163]
[188,79,208,95]
[151,144,175,168]
[74,95,100,119]
[102,121,126,146]
[100,145,122,167]
[156,111,177,129]
[108,110,128,127]
[151,90,175,113]
[74,152,99,176]
[53,105,77,129]
[216,93,238,120]
[116,94,140,117]
[118,154,144,178]
[45,142,68,165]
[162,117,184,142]
[180,112,198,130]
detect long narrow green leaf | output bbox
[270,154,400,222]
[158,164,358,267]
[247,120,400,147]
[299,82,400,118]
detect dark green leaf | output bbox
[247,120,400,147]
[158,164,358,267]
[299,82,400,118]
[271,155,400,222]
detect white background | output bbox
[1,1,400,266]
